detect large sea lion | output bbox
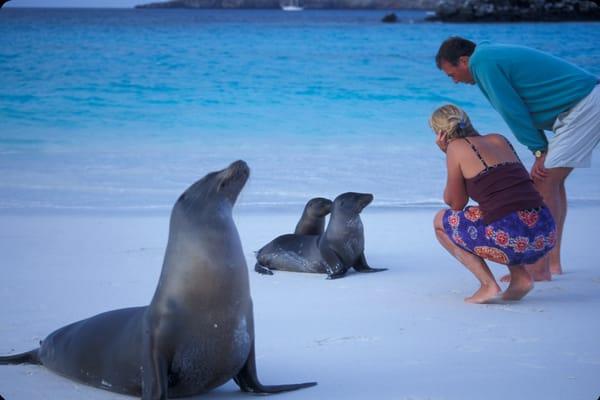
[294,197,332,235]
[0,160,316,399]
[255,192,387,279]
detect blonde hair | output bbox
[429,104,478,140]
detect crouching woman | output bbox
[430,104,556,304]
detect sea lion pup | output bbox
[0,160,316,399]
[294,197,333,235]
[255,192,387,279]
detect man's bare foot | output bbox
[502,277,533,301]
[465,283,501,304]
[526,264,552,281]
[501,266,551,282]
[550,264,563,275]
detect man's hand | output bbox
[435,131,448,153]
[530,153,548,181]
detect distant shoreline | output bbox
[5,5,599,22]
[3,6,432,10]
[134,0,438,10]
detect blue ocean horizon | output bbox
[1,9,599,213]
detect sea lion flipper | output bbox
[319,246,348,279]
[142,322,169,400]
[234,344,317,393]
[254,263,274,275]
[353,253,388,273]
[0,349,40,365]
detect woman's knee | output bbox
[433,209,446,231]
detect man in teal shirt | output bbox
[435,36,600,281]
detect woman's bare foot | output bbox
[502,265,534,301]
[502,280,533,301]
[465,283,501,304]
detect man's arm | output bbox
[472,60,548,153]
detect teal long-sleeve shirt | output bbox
[469,42,598,152]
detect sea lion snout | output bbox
[307,198,333,217]
[334,192,373,213]
[220,160,249,182]
[357,193,374,211]
[216,160,250,202]
[229,159,250,175]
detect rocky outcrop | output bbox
[135,0,438,9]
[382,11,400,20]
[137,0,274,7]
[427,0,600,21]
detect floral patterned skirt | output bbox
[442,206,556,266]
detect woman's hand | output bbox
[435,130,448,153]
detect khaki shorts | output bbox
[546,84,600,169]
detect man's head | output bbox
[436,37,476,84]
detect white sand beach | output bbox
[2,5,600,400]
[1,205,599,400]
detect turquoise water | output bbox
[1,9,599,212]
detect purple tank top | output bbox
[462,138,544,224]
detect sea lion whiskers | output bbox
[215,160,250,203]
